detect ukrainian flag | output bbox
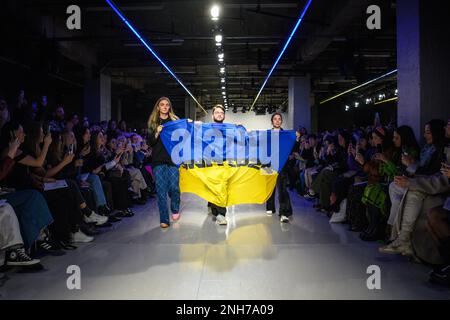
[160,119,296,207]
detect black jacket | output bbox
[147,117,175,167]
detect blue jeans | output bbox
[299,170,306,194]
[86,173,107,208]
[3,190,54,249]
[154,165,180,224]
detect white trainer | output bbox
[379,238,409,255]
[215,214,228,225]
[266,210,273,216]
[280,215,290,223]
[72,231,94,243]
[84,211,108,226]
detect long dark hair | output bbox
[372,126,394,152]
[0,121,21,152]
[426,119,446,148]
[48,131,63,163]
[23,121,43,157]
[395,125,420,154]
[90,129,104,156]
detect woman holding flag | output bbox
[147,97,181,228]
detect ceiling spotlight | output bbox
[218,53,224,59]
[221,78,225,83]
[394,89,398,96]
[215,34,223,43]
[218,58,224,62]
[378,93,385,100]
[222,91,226,95]
[345,105,350,111]
[354,102,359,108]
[210,5,220,21]
[220,67,225,74]
[221,86,225,89]
[365,98,372,104]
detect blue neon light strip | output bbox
[319,69,398,104]
[250,0,313,110]
[105,0,206,113]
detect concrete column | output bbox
[185,97,196,120]
[100,74,111,121]
[288,75,311,132]
[117,98,122,121]
[83,73,111,122]
[397,0,450,141]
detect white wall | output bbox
[200,110,289,131]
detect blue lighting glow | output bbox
[250,0,313,110]
[105,0,206,113]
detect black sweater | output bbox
[147,117,175,167]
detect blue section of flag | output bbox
[160,119,296,173]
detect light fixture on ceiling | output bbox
[210,5,220,21]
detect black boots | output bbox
[360,204,386,242]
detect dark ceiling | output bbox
[1,0,397,114]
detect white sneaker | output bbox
[266,210,273,216]
[84,211,108,226]
[215,214,227,225]
[72,231,94,243]
[304,191,316,199]
[379,238,408,255]
[280,215,290,223]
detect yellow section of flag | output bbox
[179,162,278,207]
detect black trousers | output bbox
[208,202,227,217]
[266,170,292,216]
[43,186,81,241]
[79,186,96,212]
[107,170,132,210]
[101,180,114,209]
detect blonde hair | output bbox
[147,97,179,131]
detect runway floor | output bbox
[1,192,449,300]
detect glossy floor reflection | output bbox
[1,192,449,300]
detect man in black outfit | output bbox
[266,113,293,223]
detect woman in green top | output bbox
[373,126,420,236]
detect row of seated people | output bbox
[287,119,450,287]
[0,94,155,277]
